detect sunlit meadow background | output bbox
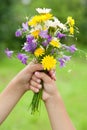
[0,0,87,130]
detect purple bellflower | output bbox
[23,41,37,53]
[26,35,34,43]
[22,22,28,31]
[47,35,52,42]
[42,41,48,47]
[68,45,77,53]
[57,32,66,39]
[39,30,49,39]
[58,55,71,67]
[5,48,14,58]
[17,53,28,64]
[62,44,77,53]
[15,29,22,37]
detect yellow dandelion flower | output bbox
[28,14,53,26]
[70,26,74,34]
[28,15,38,26]
[31,30,40,38]
[41,13,53,22]
[50,39,61,48]
[41,55,57,70]
[67,16,75,26]
[34,48,45,57]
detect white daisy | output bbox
[36,8,51,14]
[45,17,67,31]
[53,17,67,30]
[34,24,42,30]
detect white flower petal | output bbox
[36,8,51,14]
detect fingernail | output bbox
[53,73,55,77]
[35,72,39,76]
[38,84,42,89]
[36,89,39,93]
[37,79,41,83]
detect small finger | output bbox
[49,70,56,80]
[30,85,39,93]
[32,74,41,83]
[30,80,42,89]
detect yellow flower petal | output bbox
[41,55,56,70]
[34,48,45,57]
[70,26,74,34]
[67,16,75,26]
[50,39,61,48]
[31,30,40,38]
[28,13,53,26]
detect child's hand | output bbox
[30,70,58,102]
[11,63,43,92]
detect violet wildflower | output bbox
[39,30,49,39]
[42,41,48,47]
[57,32,66,39]
[62,44,77,53]
[58,55,71,67]
[26,35,34,43]
[58,58,65,67]
[17,53,28,64]
[5,48,14,58]
[69,45,77,53]
[23,42,37,53]
[47,35,52,42]
[15,29,22,37]
[22,22,28,31]
[63,55,71,61]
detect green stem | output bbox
[30,80,43,114]
[30,70,47,114]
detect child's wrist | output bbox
[44,92,62,105]
[10,78,27,93]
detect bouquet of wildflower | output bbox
[5,8,78,114]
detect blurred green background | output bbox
[0,0,87,130]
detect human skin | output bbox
[0,63,55,125]
[0,63,43,124]
[30,71,76,130]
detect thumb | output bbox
[26,63,43,73]
[35,71,51,83]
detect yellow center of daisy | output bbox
[50,39,61,48]
[41,55,56,70]
[34,48,45,57]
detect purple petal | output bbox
[22,42,37,53]
[58,58,65,67]
[22,22,28,31]
[39,30,49,39]
[26,35,34,43]
[42,41,48,47]
[15,29,22,37]
[47,35,52,42]
[58,55,71,67]
[5,48,14,58]
[62,44,77,53]
[17,53,28,64]
[69,45,77,53]
[57,33,66,39]
[63,55,71,61]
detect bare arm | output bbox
[45,94,75,130]
[30,71,76,130]
[0,63,43,124]
[0,79,25,124]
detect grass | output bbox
[0,57,87,130]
